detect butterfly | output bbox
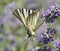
[13,8,40,37]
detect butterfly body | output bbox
[13,8,40,37]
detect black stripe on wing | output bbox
[28,9,30,15]
[21,9,25,17]
[13,8,24,22]
[26,10,40,28]
[13,9,20,18]
[28,9,33,15]
[13,8,33,22]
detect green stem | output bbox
[31,36,36,51]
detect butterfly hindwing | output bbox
[26,10,40,29]
[25,10,40,35]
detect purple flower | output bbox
[55,42,60,51]
[49,5,55,11]
[40,32,54,44]
[50,29,56,34]
[6,2,16,9]
[49,5,55,9]
[43,46,52,51]
[47,28,51,34]
[57,12,60,16]
[41,36,49,44]
[40,4,60,23]
[49,36,54,42]
[45,9,51,16]
[40,10,46,17]
[47,28,56,35]
[49,18,54,23]
[5,2,16,14]
[55,42,60,48]
[47,47,52,51]
[37,46,52,51]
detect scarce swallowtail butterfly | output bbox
[13,8,40,37]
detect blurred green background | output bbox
[0,0,60,51]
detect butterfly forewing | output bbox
[13,8,27,26]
